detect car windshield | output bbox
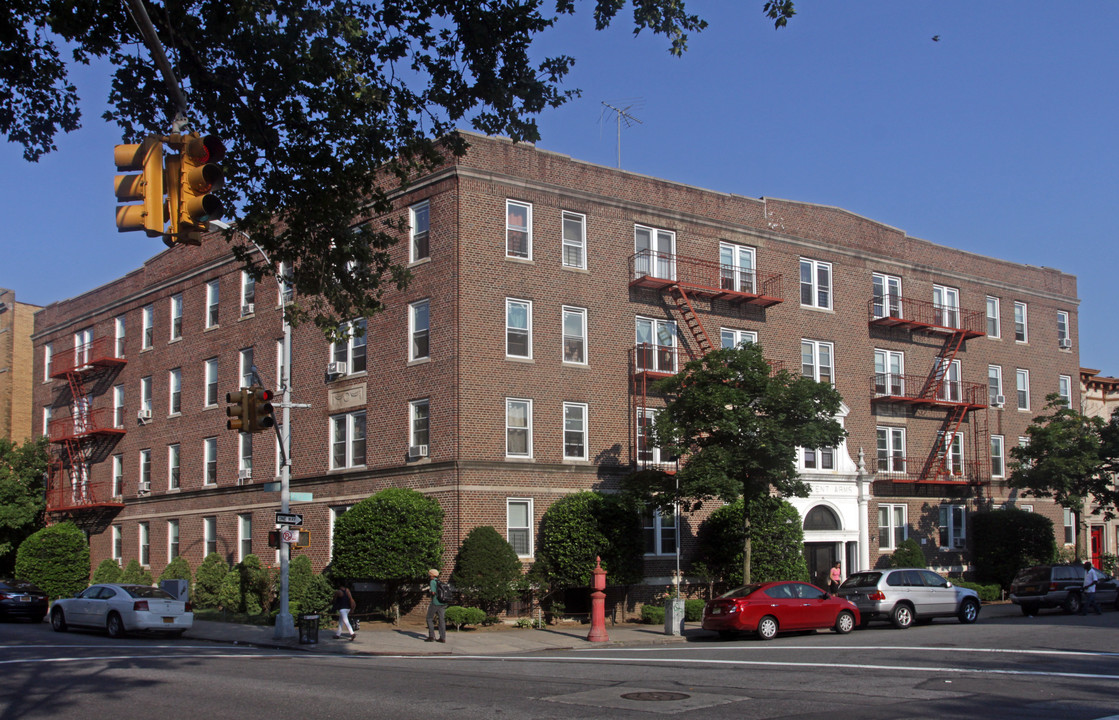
[717,584,764,600]
[840,573,881,589]
[1013,567,1052,584]
[122,586,175,599]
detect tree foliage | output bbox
[218,554,272,615]
[159,555,193,583]
[624,345,846,581]
[693,497,809,586]
[14,521,89,599]
[91,558,124,584]
[0,437,48,575]
[535,491,643,589]
[452,525,524,615]
[1,1,798,338]
[971,509,1057,590]
[193,552,229,609]
[331,488,444,583]
[119,558,154,585]
[887,538,926,569]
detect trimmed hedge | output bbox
[684,598,705,622]
[641,599,705,624]
[91,558,123,584]
[641,604,665,624]
[14,521,89,599]
[445,605,486,630]
[953,580,1000,602]
[888,538,926,568]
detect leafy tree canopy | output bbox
[1,0,793,337]
[0,436,48,575]
[14,521,89,599]
[452,525,523,614]
[331,487,443,583]
[535,491,643,588]
[693,496,808,587]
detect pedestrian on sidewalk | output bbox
[828,562,843,594]
[425,568,446,643]
[1079,561,1103,616]
[333,585,356,639]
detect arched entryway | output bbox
[804,505,842,589]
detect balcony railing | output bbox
[867,296,985,337]
[869,373,988,408]
[48,409,126,443]
[629,250,782,307]
[49,337,127,379]
[874,456,971,484]
[631,344,787,379]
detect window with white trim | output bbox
[799,258,832,309]
[239,432,252,474]
[1058,375,1072,408]
[203,516,217,557]
[168,368,181,415]
[139,522,150,565]
[278,263,294,304]
[988,365,1003,406]
[990,435,1005,478]
[42,405,50,437]
[139,449,151,491]
[1057,311,1070,347]
[936,358,962,403]
[73,327,92,369]
[197,437,214,485]
[205,358,218,406]
[330,411,366,469]
[635,317,676,373]
[1063,508,1075,545]
[140,376,152,414]
[634,225,675,280]
[168,519,180,560]
[939,505,966,549]
[872,273,902,319]
[409,299,430,361]
[332,319,367,374]
[933,285,960,328]
[1014,301,1028,342]
[636,407,667,465]
[410,200,430,262]
[142,305,153,349]
[112,454,123,497]
[1016,369,1030,411]
[328,505,354,559]
[170,294,183,340]
[802,446,835,470]
[43,343,52,382]
[240,348,254,387]
[562,211,586,269]
[168,443,180,490]
[506,398,532,458]
[801,339,834,384]
[878,505,907,550]
[720,328,757,349]
[506,200,532,259]
[206,280,220,328]
[115,316,126,357]
[720,242,756,293]
[943,431,965,476]
[877,427,905,473]
[562,306,587,364]
[241,271,255,314]
[506,299,532,359]
[410,399,430,450]
[986,296,1000,338]
[507,498,533,557]
[275,340,284,391]
[874,349,904,397]
[112,525,122,562]
[643,507,677,556]
[113,385,124,428]
[238,513,252,561]
[563,402,588,460]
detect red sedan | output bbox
[702,581,860,640]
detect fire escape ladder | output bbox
[666,285,713,357]
[919,331,967,400]
[970,406,991,488]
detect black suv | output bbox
[1009,564,1118,615]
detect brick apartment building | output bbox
[1081,368,1119,566]
[0,288,40,443]
[32,133,1081,596]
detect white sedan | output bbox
[50,584,193,638]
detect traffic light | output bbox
[176,133,225,245]
[250,387,276,433]
[114,136,166,236]
[225,388,250,431]
[268,530,281,549]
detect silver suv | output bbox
[837,568,981,628]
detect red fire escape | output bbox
[867,296,990,484]
[628,250,784,466]
[46,337,127,519]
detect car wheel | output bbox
[891,604,914,629]
[1062,593,1082,615]
[958,598,980,624]
[717,630,736,640]
[106,612,126,639]
[50,608,67,632]
[756,615,779,641]
[833,610,855,634]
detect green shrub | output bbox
[194,553,229,609]
[641,604,665,624]
[302,574,335,615]
[952,580,1000,602]
[14,521,89,599]
[684,598,705,622]
[159,556,192,583]
[693,497,809,585]
[452,525,523,615]
[444,605,486,630]
[535,491,643,589]
[119,559,154,585]
[218,554,271,615]
[971,510,1057,589]
[91,559,123,584]
[888,538,926,568]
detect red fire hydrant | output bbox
[587,555,609,642]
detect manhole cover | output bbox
[620,692,691,702]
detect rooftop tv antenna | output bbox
[601,100,644,169]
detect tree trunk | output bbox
[742,511,752,584]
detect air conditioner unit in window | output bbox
[237,468,252,484]
[327,361,347,376]
[137,409,152,422]
[993,395,1005,408]
[1058,338,1072,349]
[242,303,254,316]
[138,481,150,494]
[408,444,429,459]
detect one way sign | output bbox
[275,512,303,526]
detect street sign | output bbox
[281,529,300,544]
[262,482,281,492]
[275,512,303,526]
[290,492,313,502]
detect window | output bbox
[330,411,367,469]
[986,296,1000,338]
[1016,369,1030,411]
[168,368,181,415]
[635,317,676,373]
[42,406,51,437]
[563,402,588,460]
[936,359,962,403]
[872,273,902,319]
[170,294,183,340]
[139,449,151,491]
[203,516,217,557]
[168,443,180,490]
[507,498,533,557]
[799,259,832,309]
[1058,375,1072,408]
[562,211,586,269]
[73,327,92,369]
[803,446,834,470]
[634,225,675,280]
[141,305,153,349]
[410,399,430,450]
[1057,311,1070,347]
[206,280,220,328]
[643,507,677,556]
[241,271,256,314]
[801,340,834,384]
[140,376,152,414]
[506,299,532,359]
[939,505,966,549]
[115,316,126,357]
[203,437,217,485]
[328,505,354,559]
[506,200,532,259]
[990,435,1005,478]
[988,365,1004,406]
[205,358,218,406]
[720,329,757,349]
[112,525,122,563]
[112,454,123,497]
[43,343,52,382]
[874,349,904,396]
[878,505,907,550]
[506,399,532,458]
[238,514,252,561]
[877,427,906,473]
[239,433,252,474]
[278,263,294,304]
[636,407,666,465]
[409,299,430,361]
[113,385,124,428]
[139,522,150,565]
[1063,508,1074,545]
[276,340,285,391]
[942,431,965,476]
[332,319,367,374]
[167,519,180,560]
[933,285,960,328]
[720,243,756,293]
[562,306,587,364]
[240,348,254,387]
[410,200,430,262]
[1014,301,1028,342]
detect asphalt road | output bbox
[2,611,1118,719]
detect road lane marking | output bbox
[576,645,1119,659]
[0,652,284,666]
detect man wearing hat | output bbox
[425,568,447,643]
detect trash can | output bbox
[298,614,320,644]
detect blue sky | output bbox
[2,2,1116,371]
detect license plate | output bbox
[163,617,174,624]
[711,607,723,615]
[19,596,31,603]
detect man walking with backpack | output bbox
[425,568,447,643]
